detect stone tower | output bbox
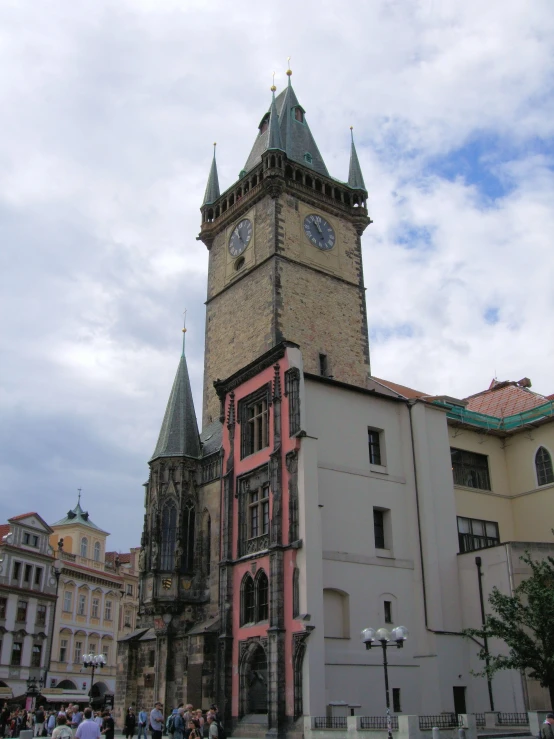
[198,71,372,427]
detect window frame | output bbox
[31,643,42,668]
[104,600,112,621]
[74,640,82,664]
[36,604,47,626]
[11,641,22,666]
[368,428,383,467]
[393,687,402,713]
[77,593,86,616]
[373,509,386,550]
[92,597,99,618]
[535,446,554,487]
[24,563,32,583]
[451,447,491,490]
[80,537,88,558]
[34,567,43,587]
[59,638,68,662]
[94,541,101,562]
[240,570,269,626]
[457,516,500,553]
[384,600,392,624]
[16,600,28,623]
[160,500,177,571]
[238,385,271,459]
[285,368,301,436]
[12,561,21,581]
[63,591,72,613]
[237,465,271,557]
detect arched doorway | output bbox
[240,642,268,716]
[57,680,77,690]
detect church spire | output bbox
[202,143,220,206]
[348,127,366,191]
[267,82,284,152]
[150,329,201,462]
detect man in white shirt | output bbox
[75,709,100,739]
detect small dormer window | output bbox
[294,107,304,123]
[304,152,313,164]
[259,115,269,134]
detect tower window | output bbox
[319,353,328,377]
[303,152,313,164]
[160,500,177,571]
[239,385,271,458]
[294,107,304,122]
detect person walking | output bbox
[136,709,148,739]
[123,710,136,739]
[206,717,217,739]
[100,712,113,739]
[34,707,46,738]
[149,704,163,739]
[47,713,56,737]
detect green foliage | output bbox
[464,552,554,697]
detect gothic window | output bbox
[535,447,554,486]
[180,500,195,574]
[160,501,177,571]
[238,467,270,556]
[285,368,301,436]
[256,571,269,621]
[249,484,269,541]
[292,567,300,618]
[239,385,271,458]
[80,537,88,558]
[241,574,255,625]
[94,542,101,562]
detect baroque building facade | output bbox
[117,71,554,735]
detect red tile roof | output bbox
[372,377,428,400]
[9,512,37,521]
[105,551,132,564]
[465,380,550,417]
[0,524,11,541]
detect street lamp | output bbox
[82,653,106,702]
[44,541,64,688]
[26,676,44,711]
[361,626,409,739]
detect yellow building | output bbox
[43,498,138,707]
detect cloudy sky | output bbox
[1,0,553,550]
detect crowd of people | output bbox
[0,704,115,739]
[0,702,224,739]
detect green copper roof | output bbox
[51,500,107,533]
[150,351,201,461]
[267,90,284,151]
[243,79,329,177]
[348,129,366,191]
[202,147,220,206]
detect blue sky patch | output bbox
[370,323,415,343]
[484,306,500,325]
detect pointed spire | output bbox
[348,127,366,191]
[267,83,284,151]
[150,329,201,462]
[202,143,220,206]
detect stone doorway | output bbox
[240,642,268,717]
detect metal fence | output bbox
[497,713,529,726]
[419,714,460,730]
[360,717,399,730]
[314,717,348,729]
[475,714,485,728]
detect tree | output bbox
[465,551,554,709]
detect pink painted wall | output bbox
[219,348,304,718]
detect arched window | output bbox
[292,567,300,618]
[181,500,195,574]
[241,574,255,625]
[80,537,88,558]
[294,107,304,123]
[536,447,554,486]
[93,542,100,562]
[160,501,177,571]
[256,571,269,622]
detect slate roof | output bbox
[243,80,329,177]
[200,419,223,457]
[150,351,201,461]
[202,149,220,206]
[465,380,550,417]
[348,130,366,191]
[51,501,108,533]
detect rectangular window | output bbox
[104,600,112,621]
[36,604,47,626]
[319,353,328,377]
[16,601,28,622]
[63,591,72,612]
[59,639,68,663]
[31,644,42,668]
[368,429,382,466]
[23,532,30,545]
[0,597,6,619]
[285,368,301,436]
[239,386,271,458]
[34,567,43,587]
[457,517,499,553]
[78,594,86,616]
[11,642,22,666]
[249,484,270,540]
[102,646,109,664]
[373,509,386,549]
[148,649,155,667]
[451,448,491,490]
[92,598,99,618]
[384,601,392,624]
[126,584,133,596]
[89,642,96,654]
[393,688,402,713]
[24,564,32,582]
[12,561,21,580]
[74,640,82,663]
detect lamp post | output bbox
[44,542,63,688]
[361,626,409,739]
[82,653,106,702]
[26,676,44,711]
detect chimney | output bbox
[517,377,532,388]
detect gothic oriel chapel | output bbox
[116,70,554,734]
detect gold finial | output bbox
[182,310,187,355]
[350,126,353,130]
[271,71,276,92]
[286,56,292,76]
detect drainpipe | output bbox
[475,556,495,710]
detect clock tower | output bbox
[198,71,372,427]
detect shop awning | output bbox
[41,691,90,703]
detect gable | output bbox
[9,513,53,534]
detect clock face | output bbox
[228,218,253,257]
[303,214,335,250]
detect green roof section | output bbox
[51,499,108,533]
[202,144,220,206]
[267,89,284,152]
[433,398,554,433]
[243,76,329,177]
[150,349,201,462]
[348,128,366,191]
